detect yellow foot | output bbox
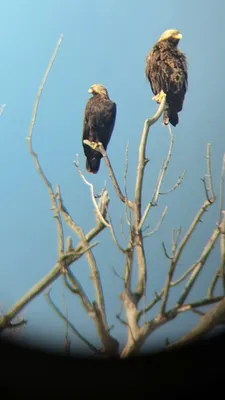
[152,90,166,104]
[90,141,99,150]
[152,94,160,103]
[158,90,166,103]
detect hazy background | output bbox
[0,0,224,354]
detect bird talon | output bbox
[152,94,160,103]
[158,90,166,104]
[91,142,99,150]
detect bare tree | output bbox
[0,35,225,358]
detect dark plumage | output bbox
[145,29,188,126]
[82,84,117,174]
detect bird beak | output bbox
[174,32,182,40]
[88,88,93,94]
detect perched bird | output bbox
[82,84,117,174]
[145,29,188,126]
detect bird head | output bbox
[158,29,182,45]
[88,84,109,98]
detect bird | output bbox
[145,29,188,127]
[82,84,117,174]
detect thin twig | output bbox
[107,212,128,253]
[0,220,107,331]
[219,211,225,293]
[143,206,168,237]
[170,263,198,286]
[74,156,110,228]
[26,34,64,257]
[82,140,134,209]
[176,296,223,314]
[45,290,100,355]
[123,143,132,226]
[219,154,225,222]
[137,290,164,320]
[160,171,185,195]
[176,222,222,307]
[139,123,174,231]
[207,268,221,298]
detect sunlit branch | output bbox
[134,97,166,227]
[139,122,174,231]
[123,143,132,226]
[82,140,134,210]
[74,156,110,228]
[205,143,215,202]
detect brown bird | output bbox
[145,29,188,126]
[82,84,117,174]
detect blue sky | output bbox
[0,0,225,354]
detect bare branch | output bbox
[161,241,172,259]
[112,266,124,281]
[74,156,110,228]
[134,96,166,215]
[176,221,222,307]
[139,122,174,231]
[65,269,92,312]
[176,296,223,314]
[26,34,64,257]
[166,296,225,351]
[120,292,142,357]
[159,144,216,313]
[207,268,222,298]
[143,206,168,237]
[219,211,225,293]
[123,142,132,226]
[160,227,182,315]
[170,263,198,287]
[107,212,128,253]
[138,290,164,321]
[219,154,225,222]
[124,247,134,292]
[45,290,100,355]
[205,143,215,202]
[160,171,185,195]
[0,218,107,331]
[82,140,134,209]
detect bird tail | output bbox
[86,156,101,174]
